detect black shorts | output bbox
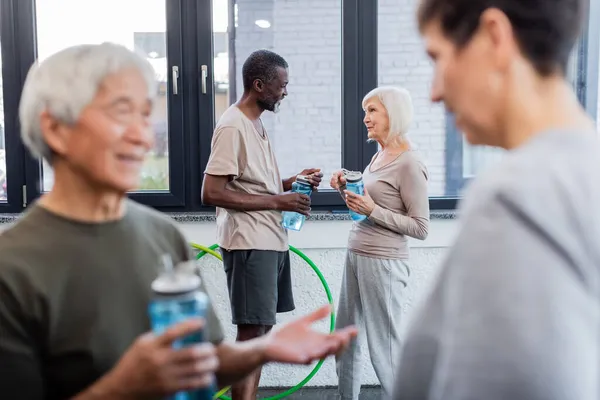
[221,248,295,326]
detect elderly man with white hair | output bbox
[330,86,430,400]
[0,42,357,400]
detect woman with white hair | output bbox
[0,42,356,399]
[330,86,429,399]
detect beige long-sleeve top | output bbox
[347,151,429,260]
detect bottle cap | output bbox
[342,169,363,183]
[151,256,201,295]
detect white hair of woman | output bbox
[19,42,158,163]
[362,86,414,146]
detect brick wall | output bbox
[235,0,343,187]
[234,0,275,136]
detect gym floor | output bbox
[257,385,382,399]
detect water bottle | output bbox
[148,255,216,400]
[281,175,313,231]
[342,170,367,222]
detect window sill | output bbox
[170,210,457,223]
[0,210,458,225]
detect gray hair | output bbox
[19,42,158,162]
[362,86,414,143]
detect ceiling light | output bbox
[255,19,271,29]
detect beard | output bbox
[272,101,281,113]
[258,98,282,113]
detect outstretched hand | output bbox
[260,305,358,365]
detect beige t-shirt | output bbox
[347,151,430,259]
[205,105,288,251]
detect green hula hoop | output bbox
[191,242,335,400]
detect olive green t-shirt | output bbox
[0,201,225,400]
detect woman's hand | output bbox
[344,188,375,216]
[330,171,347,191]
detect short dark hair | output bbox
[242,50,288,91]
[418,0,585,76]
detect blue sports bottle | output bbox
[281,174,314,231]
[341,169,367,222]
[148,255,216,400]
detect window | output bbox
[378,0,598,203]
[35,0,171,192]
[0,0,21,213]
[0,0,597,214]
[195,0,372,209]
[211,0,343,190]
[377,0,509,199]
[212,0,232,124]
[6,0,187,207]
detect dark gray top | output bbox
[394,130,600,400]
[0,200,224,400]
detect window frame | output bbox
[0,0,27,213]
[191,0,379,212]
[12,0,189,209]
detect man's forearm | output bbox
[204,188,279,212]
[215,340,267,388]
[282,176,295,192]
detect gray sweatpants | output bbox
[335,250,410,400]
